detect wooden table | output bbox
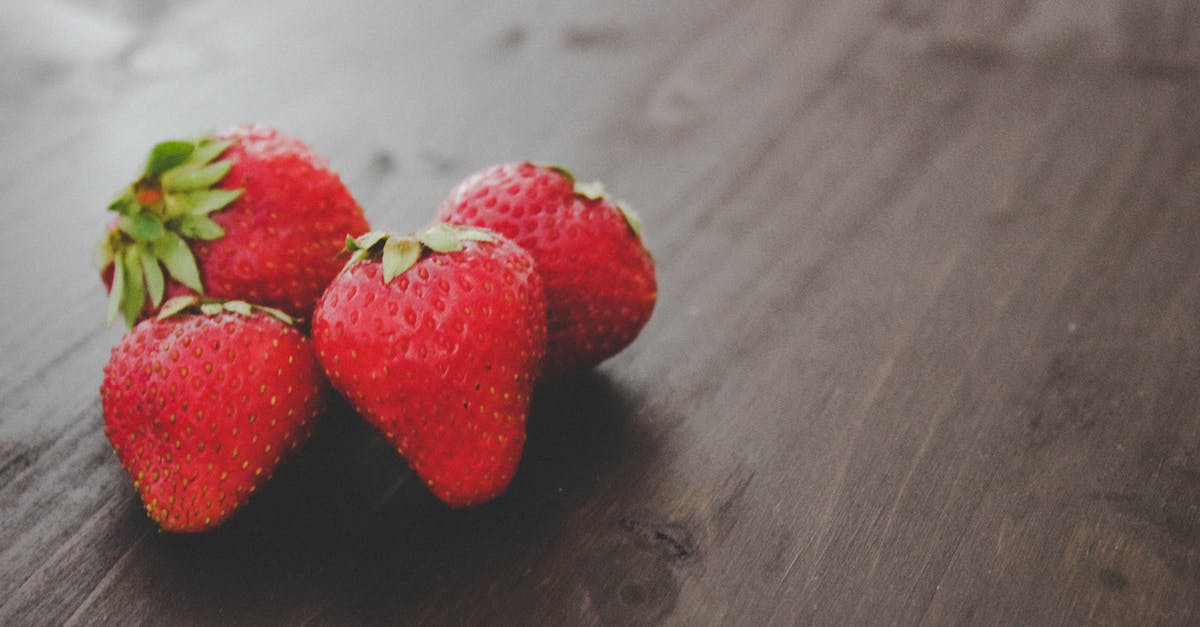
[3,1,1199,624]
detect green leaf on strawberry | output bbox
[137,244,164,307]
[156,295,295,325]
[531,161,575,183]
[93,236,115,271]
[162,160,233,192]
[119,213,166,242]
[176,215,225,240]
[122,248,145,328]
[107,250,126,326]
[343,225,499,285]
[157,295,198,320]
[382,237,421,282]
[222,300,253,316]
[187,139,233,166]
[573,180,606,200]
[616,201,644,240]
[99,133,243,327]
[351,230,389,252]
[151,232,203,293]
[167,188,243,217]
[418,223,463,253]
[144,141,195,177]
[108,191,139,216]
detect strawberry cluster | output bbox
[97,126,657,531]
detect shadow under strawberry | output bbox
[119,370,666,625]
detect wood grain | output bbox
[2,0,1199,624]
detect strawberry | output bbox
[436,162,656,375]
[312,225,546,507]
[96,124,370,326]
[100,297,328,532]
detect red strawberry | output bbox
[436,162,656,375]
[100,297,328,532]
[312,225,546,507]
[97,124,370,327]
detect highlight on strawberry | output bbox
[96,125,370,327]
[312,225,547,507]
[100,296,328,532]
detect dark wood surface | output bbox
[3,0,1200,624]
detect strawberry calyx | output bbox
[342,224,498,284]
[532,160,606,202]
[531,161,644,241]
[95,135,245,327]
[615,202,644,240]
[156,295,295,325]
[569,180,644,240]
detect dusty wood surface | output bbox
[3,0,1200,624]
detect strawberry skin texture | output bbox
[437,162,657,375]
[312,237,546,507]
[102,124,370,320]
[101,311,327,532]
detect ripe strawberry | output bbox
[100,297,328,532]
[436,162,656,375]
[96,124,370,326]
[312,225,546,507]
